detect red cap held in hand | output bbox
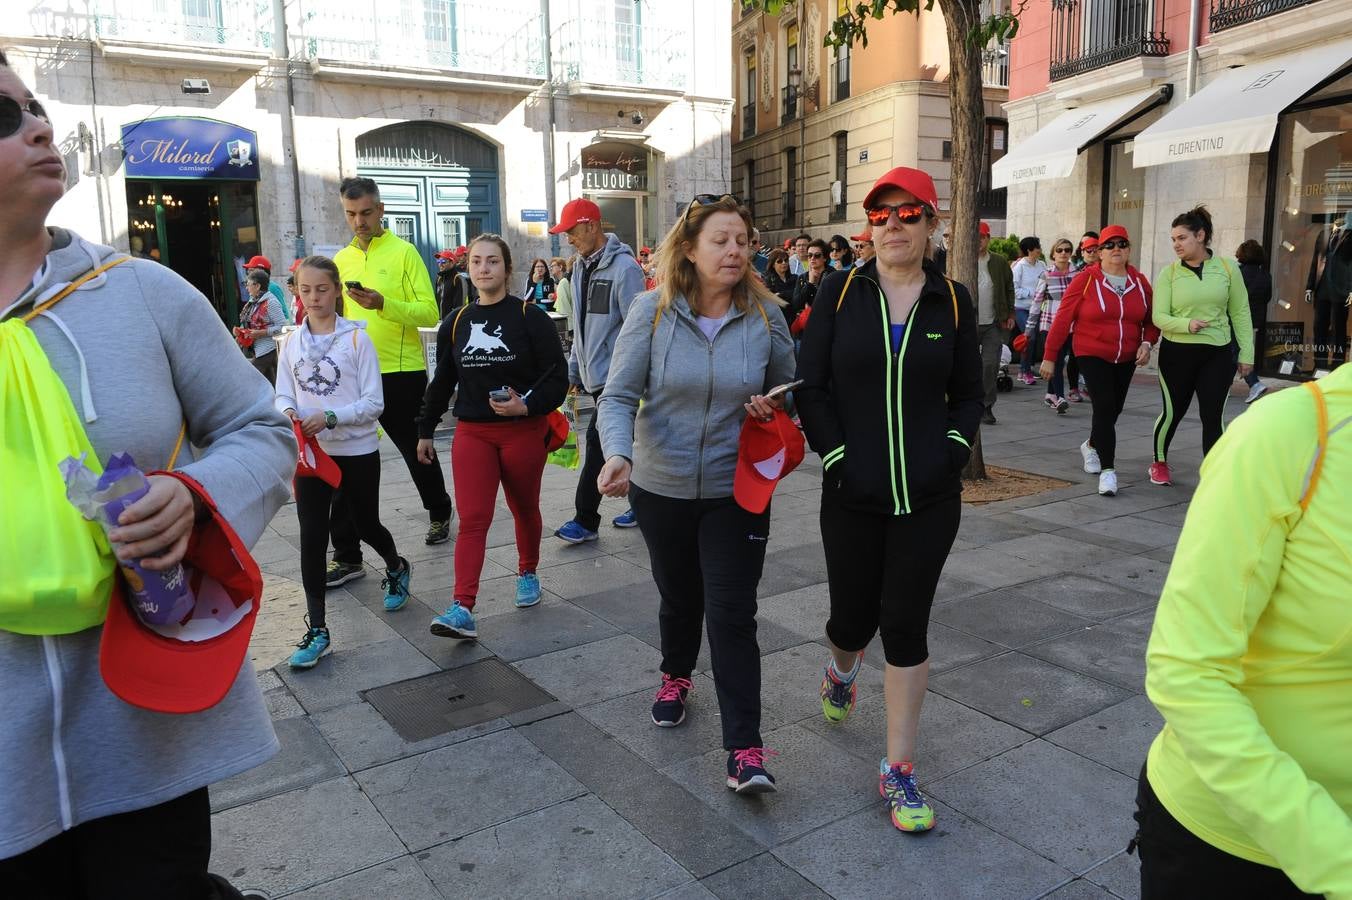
[734,410,806,514]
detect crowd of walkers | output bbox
[6,44,1347,899]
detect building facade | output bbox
[1002,0,1352,377]
[4,0,731,323]
[730,0,1012,249]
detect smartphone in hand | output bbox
[764,379,804,400]
[344,281,363,291]
[489,388,512,403]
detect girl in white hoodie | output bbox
[275,256,411,668]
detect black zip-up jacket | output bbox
[795,258,984,515]
[416,296,569,435]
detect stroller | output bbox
[996,343,1014,393]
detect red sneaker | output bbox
[1148,461,1172,486]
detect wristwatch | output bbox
[324,410,337,430]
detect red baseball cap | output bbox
[100,472,263,714]
[734,409,806,514]
[979,221,992,237]
[1079,236,1100,251]
[850,228,873,243]
[434,249,456,261]
[862,167,940,214]
[549,198,602,235]
[1099,225,1131,244]
[639,246,652,255]
[243,255,272,272]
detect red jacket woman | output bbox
[1041,224,1158,497]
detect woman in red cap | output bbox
[243,253,292,321]
[796,167,983,833]
[1040,224,1159,497]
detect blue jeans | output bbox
[1014,309,1032,373]
[1048,339,1072,397]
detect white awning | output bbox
[1133,38,1352,168]
[991,88,1168,188]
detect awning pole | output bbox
[1186,0,1201,98]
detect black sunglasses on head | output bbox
[680,193,745,228]
[0,95,49,138]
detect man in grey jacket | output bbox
[549,198,648,542]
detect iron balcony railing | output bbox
[742,103,757,140]
[300,0,545,79]
[1049,0,1170,82]
[552,17,688,90]
[1210,0,1320,31]
[92,0,273,52]
[982,44,1010,87]
[781,86,798,124]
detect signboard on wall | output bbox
[121,117,260,180]
[522,208,549,237]
[581,142,649,192]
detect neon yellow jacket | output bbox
[1145,366,1352,899]
[334,230,438,373]
[1152,256,1254,363]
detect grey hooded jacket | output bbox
[597,290,796,499]
[0,228,294,859]
[568,232,647,393]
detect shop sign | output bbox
[121,117,260,180]
[581,142,648,192]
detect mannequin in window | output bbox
[1306,211,1352,369]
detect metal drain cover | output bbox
[363,659,557,742]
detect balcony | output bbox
[982,44,1010,88]
[1209,0,1321,31]
[781,86,798,125]
[92,0,272,54]
[742,102,757,140]
[300,0,545,83]
[552,17,688,95]
[1049,0,1169,82]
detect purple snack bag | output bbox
[94,454,196,626]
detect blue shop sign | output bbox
[121,117,260,181]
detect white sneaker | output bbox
[1080,440,1102,474]
[1244,382,1268,404]
[1098,469,1118,497]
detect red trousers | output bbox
[450,417,549,607]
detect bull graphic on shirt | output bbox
[464,322,509,354]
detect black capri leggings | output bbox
[296,450,400,627]
[1152,340,1236,462]
[821,492,961,667]
[1075,356,1137,470]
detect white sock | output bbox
[830,653,862,682]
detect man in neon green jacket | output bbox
[1138,365,1352,898]
[328,177,451,579]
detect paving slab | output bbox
[663,724,878,847]
[355,728,587,851]
[1078,516,1181,551]
[1041,880,1120,899]
[210,777,405,898]
[418,795,692,900]
[282,855,443,900]
[258,668,305,718]
[1014,573,1157,621]
[1083,850,1141,899]
[1023,616,1152,691]
[309,698,511,773]
[774,798,1071,900]
[941,548,1052,590]
[845,620,1004,676]
[657,882,719,900]
[1015,499,1121,529]
[515,633,664,707]
[927,740,1137,872]
[701,853,830,899]
[932,590,1095,649]
[1081,555,1171,599]
[757,643,885,726]
[537,554,655,598]
[1045,695,1162,778]
[210,716,346,812]
[275,636,439,714]
[929,652,1132,735]
[475,599,620,662]
[518,712,766,878]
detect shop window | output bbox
[832,132,848,221]
[783,147,797,226]
[831,42,850,103]
[1269,96,1352,375]
[1102,137,1144,245]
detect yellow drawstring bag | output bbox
[0,260,128,634]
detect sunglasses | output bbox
[679,193,744,229]
[0,95,50,138]
[1100,240,1130,250]
[1053,246,1073,254]
[806,251,825,259]
[864,202,928,226]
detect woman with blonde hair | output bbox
[596,194,796,794]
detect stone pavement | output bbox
[210,373,1274,899]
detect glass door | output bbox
[590,195,643,255]
[436,213,467,251]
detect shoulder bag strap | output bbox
[20,257,132,323]
[834,266,858,312]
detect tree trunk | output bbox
[938,0,990,482]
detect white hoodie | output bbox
[274,315,384,455]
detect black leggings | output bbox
[297,450,400,626]
[1133,767,1319,899]
[629,484,770,751]
[1152,340,1235,462]
[573,391,605,532]
[1075,356,1137,470]
[0,788,249,899]
[332,370,451,564]
[821,493,961,667]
